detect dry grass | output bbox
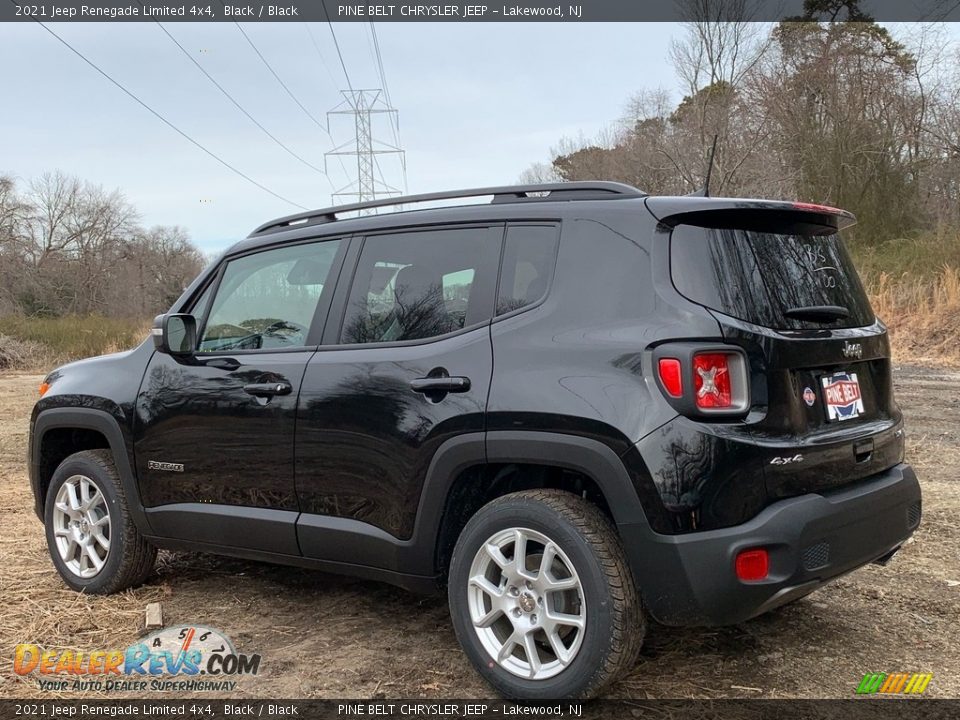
[867,265,960,367]
[0,316,150,372]
[0,335,56,372]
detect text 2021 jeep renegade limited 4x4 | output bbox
[29,182,921,698]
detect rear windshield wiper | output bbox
[784,305,850,323]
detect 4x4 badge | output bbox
[803,387,816,406]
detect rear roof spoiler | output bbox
[645,196,857,233]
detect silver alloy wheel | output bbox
[467,527,586,680]
[51,474,111,579]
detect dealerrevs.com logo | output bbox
[14,625,261,692]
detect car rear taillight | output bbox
[652,343,750,418]
[657,358,683,398]
[693,353,734,409]
[735,548,769,581]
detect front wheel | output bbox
[44,449,156,594]
[448,490,645,699]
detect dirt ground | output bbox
[1,366,958,700]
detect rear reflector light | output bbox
[657,358,683,398]
[735,548,769,581]
[693,353,733,409]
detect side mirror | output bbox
[152,313,197,356]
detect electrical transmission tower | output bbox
[325,89,406,213]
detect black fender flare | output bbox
[408,430,654,577]
[482,430,652,527]
[31,408,152,535]
[403,432,487,574]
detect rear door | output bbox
[665,212,903,499]
[294,224,502,556]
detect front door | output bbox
[134,237,346,553]
[294,224,503,561]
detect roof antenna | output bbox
[687,135,719,197]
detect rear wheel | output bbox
[448,490,644,699]
[44,449,156,594]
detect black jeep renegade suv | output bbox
[29,182,921,698]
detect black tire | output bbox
[44,449,156,594]
[448,489,644,699]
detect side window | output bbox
[496,224,560,316]
[341,226,500,345]
[198,239,341,352]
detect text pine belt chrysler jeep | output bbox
[29,182,921,699]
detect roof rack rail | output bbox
[250,181,645,236]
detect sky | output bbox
[3,21,957,254]
[0,22,681,253]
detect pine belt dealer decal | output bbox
[821,371,864,421]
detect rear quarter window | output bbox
[496,224,560,316]
[670,224,875,330]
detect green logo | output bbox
[856,672,932,695]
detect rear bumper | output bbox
[620,463,921,626]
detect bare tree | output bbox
[0,172,204,318]
[518,162,561,184]
[669,0,770,95]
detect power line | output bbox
[150,18,334,189]
[302,21,351,181]
[369,23,392,110]
[369,23,407,192]
[226,15,330,134]
[369,23,396,146]
[364,24,381,92]
[20,14,308,210]
[314,1,361,192]
[226,14,351,195]
[363,24,395,155]
[303,22,340,91]
[368,24,401,145]
[321,0,355,93]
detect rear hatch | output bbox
[648,197,904,500]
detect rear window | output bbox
[670,224,874,330]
